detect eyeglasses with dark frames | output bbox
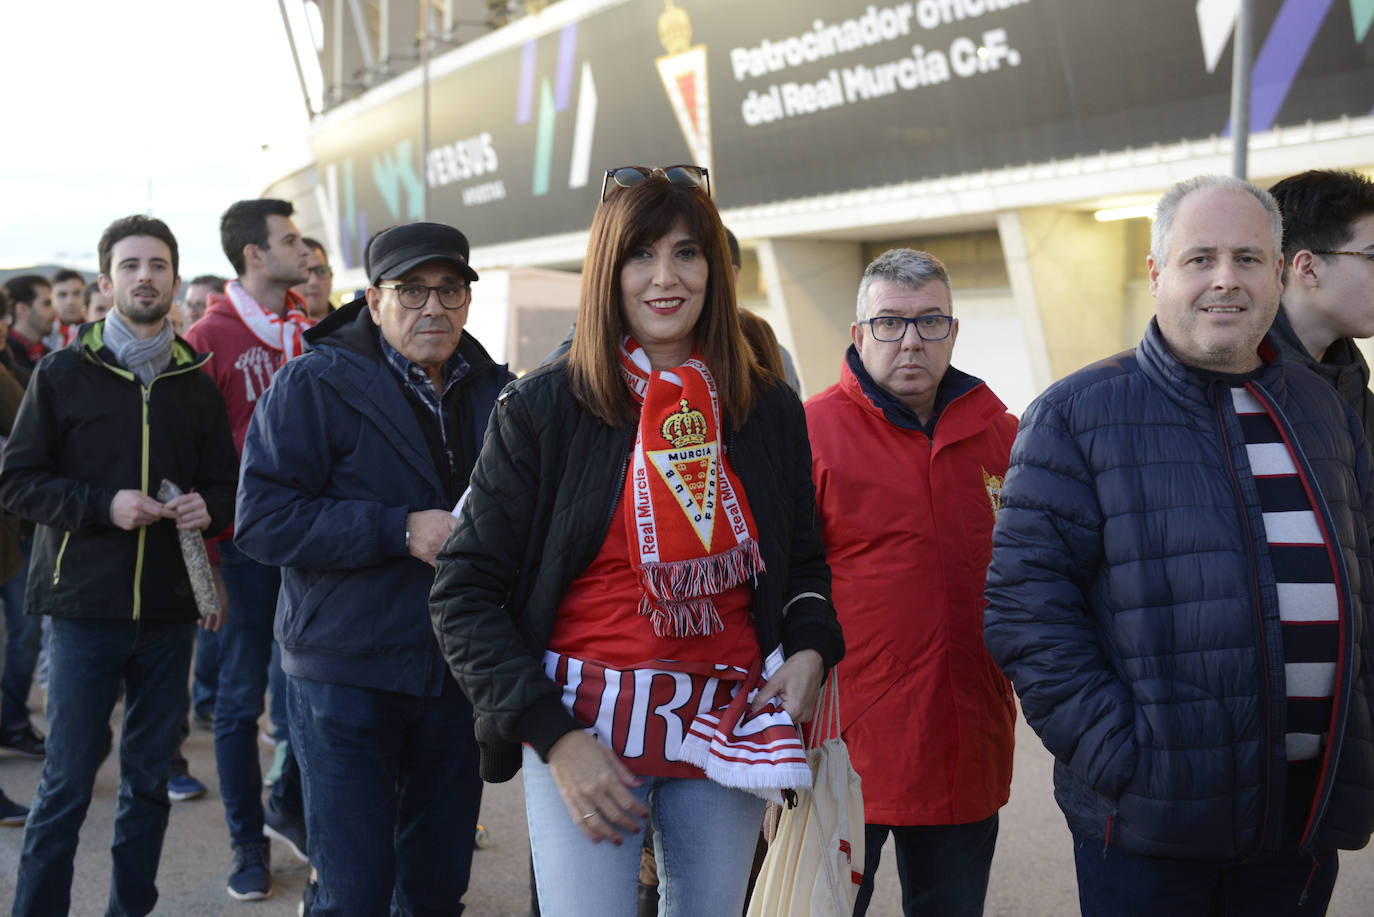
[306,265,333,277]
[601,165,710,202]
[865,314,954,342]
[376,282,471,310]
[1311,250,1374,263]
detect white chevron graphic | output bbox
[568,62,598,190]
[1197,0,1241,72]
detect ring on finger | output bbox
[581,811,597,820]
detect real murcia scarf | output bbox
[224,280,311,363]
[619,337,765,638]
[545,646,813,800]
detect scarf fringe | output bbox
[638,540,763,638]
[677,727,813,804]
[642,596,725,638]
[639,539,763,600]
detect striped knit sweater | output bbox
[1232,386,1341,762]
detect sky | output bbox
[0,1,315,281]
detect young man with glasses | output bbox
[234,221,511,915]
[1267,169,1374,444]
[805,248,1018,917]
[293,238,335,322]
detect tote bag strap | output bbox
[806,670,843,750]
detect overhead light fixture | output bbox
[1094,203,1156,222]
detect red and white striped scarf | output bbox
[619,337,764,638]
[546,646,812,800]
[224,280,312,363]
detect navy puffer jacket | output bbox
[984,319,1374,860]
[235,301,510,697]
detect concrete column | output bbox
[756,238,865,397]
[998,207,1139,387]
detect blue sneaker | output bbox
[0,789,28,826]
[167,773,207,802]
[227,841,272,901]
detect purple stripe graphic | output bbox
[516,41,537,124]
[1229,0,1334,135]
[555,24,578,112]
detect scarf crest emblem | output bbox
[619,337,764,638]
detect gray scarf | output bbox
[103,307,174,387]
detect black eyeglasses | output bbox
[376,282,470,310]
[306,265,333,277]
[601,165,710,202]
[1311,250,1374,263]
[865,314,954,342]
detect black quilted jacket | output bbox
[430,361,844,782]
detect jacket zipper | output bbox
[51,532,71,586]
[131,383,152,621]
[1215,386,1273,848]
[601,447,632,536]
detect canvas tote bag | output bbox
[746,673,864,917]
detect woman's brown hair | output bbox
[568,177,766,426]
[737,309,786,382]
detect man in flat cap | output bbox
[235,222,512,914]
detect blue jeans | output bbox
[12,616,195,917]
[1073,836,1338,916]
[1073,762,1338,916]
[0,539,40,731]
[290,674,484,916]
[190,622,218,719]
[268,638,288,739]
[212,539,279,848]
[854,815,1000,917]
[522,745,767,917]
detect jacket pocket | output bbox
[277,570,345,648]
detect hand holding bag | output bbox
[746,672,865,917]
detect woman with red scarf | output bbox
[431,167,843,915]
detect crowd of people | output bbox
[0,164,1371,917]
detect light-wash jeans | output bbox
[522,745,766,917]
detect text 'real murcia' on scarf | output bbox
[225,280,312,363]
[619,336,765,637]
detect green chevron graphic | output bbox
[1355,0,1374,41]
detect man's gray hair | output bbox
[1150,174,1283,263]
[855,248,952,323]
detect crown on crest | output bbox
[662,398,707,447]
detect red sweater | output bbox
[182,291,302,456]
[806,357,1018,825]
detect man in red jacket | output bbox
[805,248,1018,917]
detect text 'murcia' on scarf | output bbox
[225,280,312,363]
[618,337,765,638]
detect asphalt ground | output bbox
[2,703,1371,915]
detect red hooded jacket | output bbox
[806,351,1017,825]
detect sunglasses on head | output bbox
[600,164,710,202]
